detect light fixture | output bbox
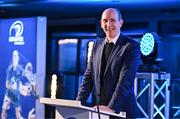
[139,32,163,72]
[140,33,155,56]
[87,41,94,64]
[51,74,57,99]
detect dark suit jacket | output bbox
[76,34,141,118]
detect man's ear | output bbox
[120,19,124,28]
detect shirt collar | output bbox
[105,33,120,45]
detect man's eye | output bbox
[103,20,107,23]
[110,19,116,22]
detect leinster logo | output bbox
[9,20,24,45]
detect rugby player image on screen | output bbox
[1,50,36,119]
[1,50,24,119]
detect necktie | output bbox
[104,42,114,63]
[101,42,114,80]
[100,42,114,105]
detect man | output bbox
[1,50,23,119]
[76,8,141,118]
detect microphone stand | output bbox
[93,81,101,119]
[95,89,101,119]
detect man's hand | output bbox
[93,105,114,113]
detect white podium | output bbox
[40,98,126,119]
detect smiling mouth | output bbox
[106,28,113,32]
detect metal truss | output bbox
[135,72,171,119]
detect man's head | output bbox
[100,8,123,40]
[12,50,19,67]
[25,62,33,77]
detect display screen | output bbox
[0,17,43,118]
[58,39,78,73]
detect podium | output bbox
[40,98,126,119]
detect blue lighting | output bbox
[48,0,107,2]
[45,0,178,4]
[140,32,155,56]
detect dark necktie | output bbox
[104,42,114,63]
[99,42,114,105]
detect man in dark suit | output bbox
[76,8,141,118]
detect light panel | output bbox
[140,32,155,56]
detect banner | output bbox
[0,17,46,119]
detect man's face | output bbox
[101,9,123,39]
[12,50,19,66]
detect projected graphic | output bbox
[1,50,36,119]
[9,20,24,45]
[0,17,46,119]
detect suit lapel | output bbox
[97,39,105,79]
[104,35,124,76]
